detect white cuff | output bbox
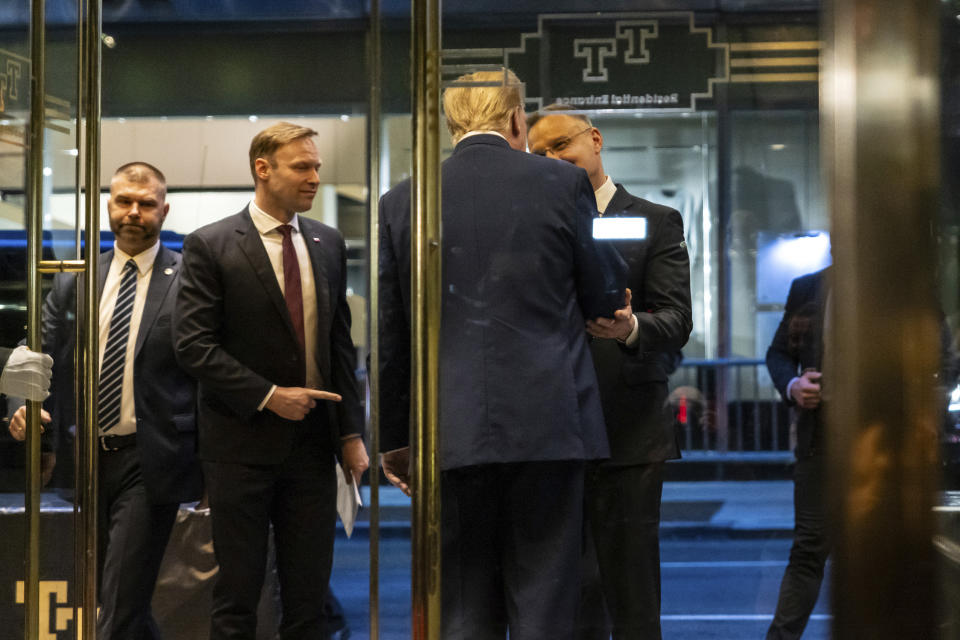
[785,376,801,402]
[620,314,640,346]
[258,385,278,411]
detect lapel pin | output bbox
[313,237,321,243]
[164,267,174,275]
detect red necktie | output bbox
[277,225,306,352]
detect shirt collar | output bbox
[113,240,160,276]
[459,130,508,143]
[249,199,301,235]
[594,175,617,215]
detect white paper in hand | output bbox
[336,464,363,537]
[0,346,53,401]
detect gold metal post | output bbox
[24,0,45,636]
[72,1,86,631]
[410,0,443,637]
[822,0,940,636]
[80,0,102,637]
[366,0,383,637]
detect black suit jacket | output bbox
[0,348,10,414]
[590,185,693,465]
[174,208,362,464]
[41,246,201,504]
[379,134,627,470]
[766,267,829,458]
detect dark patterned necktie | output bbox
[277,225,306,351]
[98,259,138,432]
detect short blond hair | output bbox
[442,69,524,143]
[249,122,318,181]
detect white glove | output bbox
[0,346,54,401]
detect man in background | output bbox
[528,105,693,639]
[765,267,829,640]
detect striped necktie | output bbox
[98,259,138,432]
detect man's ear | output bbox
[511,106,524,137]
[591,127,604,154]
[254,157,271,181]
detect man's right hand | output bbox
[587,288,635,341]
[265,387,342,421]
[790,369,822,410]
[8,405,50,441]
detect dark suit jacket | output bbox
[0,348,10,416]
[591,185,692,466]
[379,134,627,470]
[41,246,201,504]
[174,208,362,464]
[766,267,829,458]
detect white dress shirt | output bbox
[459,130,508,143]
[595,175,618,217]
[249,200,322,409]
[594,175,639,346]
[97,241,160,436]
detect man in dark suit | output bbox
[528,107,693,639]
[765,267,829,640]
[378,69,627,639]
[0,346,52,401]
[9,162,202,638]
[174,122,368,640]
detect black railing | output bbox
[670,358,791,454]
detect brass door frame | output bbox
[366,0,383,637]
[23,1,46,633]
[823,0,940,636]
[79,1,103,638]
[23,1,102,637]
[410,0,443,637]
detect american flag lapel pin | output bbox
[313,237,320,243]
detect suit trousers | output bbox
[97,444,179,640]
[577,461,666,640]
[205,414,337,640]
[767,453,829,640]
[441,460,585,640]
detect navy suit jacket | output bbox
[41,246,201,504]
[174,208,363,464]
[766,267,829,458]
[590,185,692,465]
[379,134,627,470]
